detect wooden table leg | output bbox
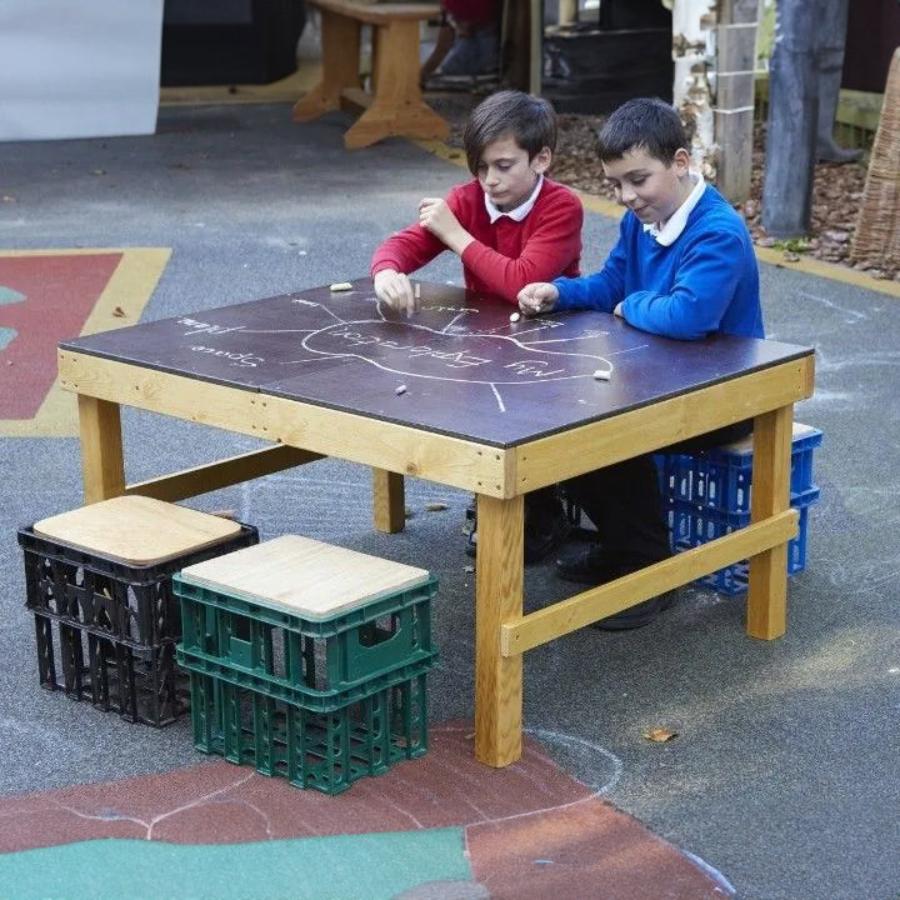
[372,468,405,533]
[474,493,524,767]
[344,20,450,149]
[747,404,794,639]
[78,395,125,504]
[292,10,362,123]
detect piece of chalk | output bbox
[414,283,421,299]
[329,282,353,292]
[395,385,407,395]
[593,369,612,381]
[509,311,521,322]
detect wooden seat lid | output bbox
[179,534,431,621]
[719,421,818,455]
[33,496,242,566]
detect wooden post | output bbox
[529,0,541,96]
[292,9,361,122]
[746,404,793,639]
[372,469,405,533]
[715,0,759,203]
[558,0,577,26]
[474,493,524,767]
[761,0,817,237]
[78,395,125,504]
[501,0,532,91]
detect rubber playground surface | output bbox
[1,81,898,898]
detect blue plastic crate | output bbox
[657,424,823,515]
[668,486,819,595]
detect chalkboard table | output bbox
[59,279,815,768]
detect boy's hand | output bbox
[518,282,559,316]
[418,198,472,254]
[374,269,418,317]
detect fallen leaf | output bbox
[112,306,126,318]
[643,727,678,743]
[425,502,449,512]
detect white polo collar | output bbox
[643,174,706,246]
[484,175,544,224]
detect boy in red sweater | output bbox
[370,90,583,561]
[371,90,583,316]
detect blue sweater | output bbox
[553,186,763,340]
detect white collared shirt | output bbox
[643,174,706,246]
[484,175,544,224]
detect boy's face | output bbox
[602,146,692,225]
[477,134,551,212]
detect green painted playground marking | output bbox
[0,285,25,305]
[0,828,473,900]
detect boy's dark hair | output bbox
[463,91,557,174]
[597,97,687,165]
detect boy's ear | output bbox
[672,147,692,175]
[531,146,552,174]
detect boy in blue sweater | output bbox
[518,97,764,629]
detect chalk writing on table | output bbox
[176,295,649,412]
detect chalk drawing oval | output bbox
[301,319,610,385]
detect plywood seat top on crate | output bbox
[716,421,819,456]
[33,496,243,566]
[179,535,431,621]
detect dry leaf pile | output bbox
[434,94,896,281]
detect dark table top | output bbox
[61,279,813,448]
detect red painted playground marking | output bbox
[0,253,123,419]
[0,724,729,897]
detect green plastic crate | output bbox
[189,668,429,795]
[174,575,436,705]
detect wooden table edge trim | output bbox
[58,349,510,498]
[514,355,815,492]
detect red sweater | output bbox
[370,178,583,303]
[443,0,500,27]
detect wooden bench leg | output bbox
[475,493,524,767]
[78,395,125,504]
[344,20,450,149]
[747,404,794,639]
[292,10,362,123]
[372,468,405,533]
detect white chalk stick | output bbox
[329,282,353,292]
[509,311,521,322]
[395,385,407,395]
[593,369,612,381]
[414,283,421,299]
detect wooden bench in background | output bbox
[293,0,449,149]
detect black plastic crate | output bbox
[33,612,187,727]
[189,667,430,795]
[19,523,258,647]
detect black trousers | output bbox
[563,420,754,570]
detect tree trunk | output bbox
[672,0,718,181]
[761,0,817,237]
